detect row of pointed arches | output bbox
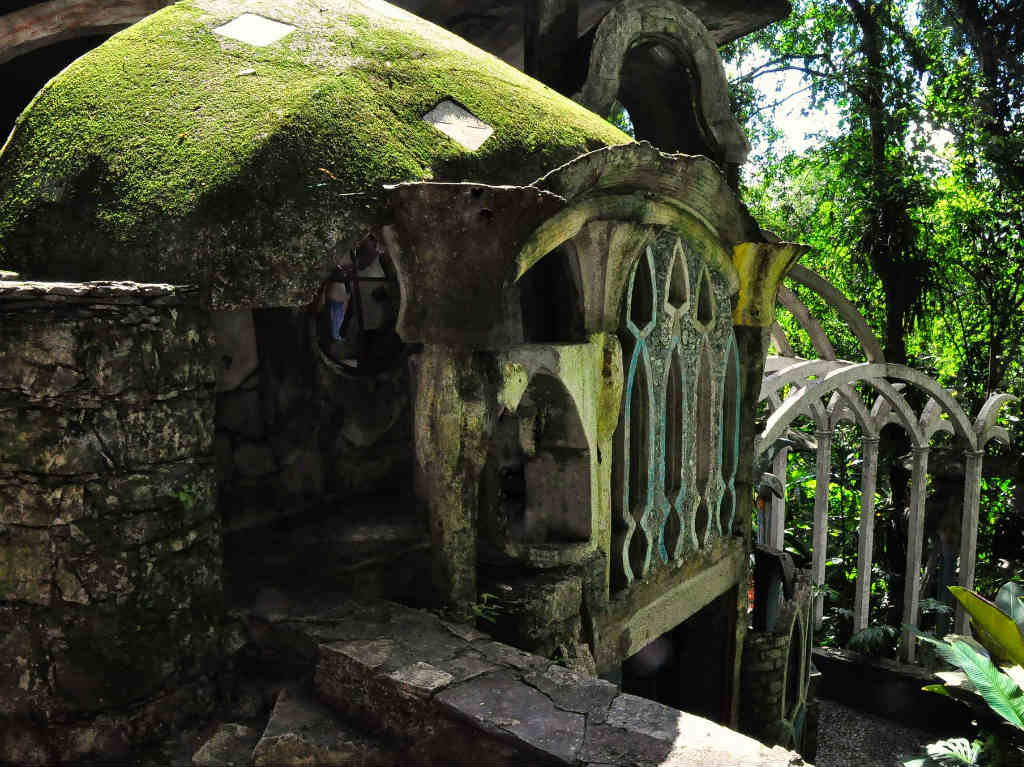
[759,264,1015,660]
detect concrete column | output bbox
[901,446,930,662]
[811,431,833,628]
[413,345,497,619]
[853,437,880,633]
[771,446,789,551]
[955,450,986,635]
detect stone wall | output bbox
[0,281,223,764]
[211,307,412,533]
[739,572,815,757]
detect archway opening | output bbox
[617,40,715,158]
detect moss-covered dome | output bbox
[0,0,629,306]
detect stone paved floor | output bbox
[816,697,937,767]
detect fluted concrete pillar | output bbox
[770,446,789,551]
[901,446,930,662]
[853,437,880,632]
[955,450,985,635]
[812,430,833,628]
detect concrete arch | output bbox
[773,288,880,442]
[826,389,878,439]
[763,360,886,443]
[760,361,925,450]
[0,0,166,65]
[760,363,980,452]
[776,284,837,360]
[577,0,749,165]
[787,264,885,363]
[970,393,1017,448]
[770,321,795,356]
[919,397,956,443]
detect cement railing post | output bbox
[954,450,985,635]
[901,446,930,662]
[812,430,833,628]
[853,436,880,633]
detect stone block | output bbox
[0,408,108,475]
[252,688,398,767]
[435,671,585,764]
[0,480,87,527]
[385,661,454,698]
[0,525,54,605]
[522,662,618,717]
[191,722,259,767]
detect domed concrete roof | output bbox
[0,0,629,307]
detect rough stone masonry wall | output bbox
[0,280,223,765]
[740,573,813,754]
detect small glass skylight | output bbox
[422,100,494,151]
[214,14,295,47]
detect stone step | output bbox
[252,685,400,766]
[191,723,260,767]
[241,597,809,766]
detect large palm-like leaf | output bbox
[949,586,1024,667]
[996,582,1024,635]
[918,635,1024,729]
[925,737,982,765]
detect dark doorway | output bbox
[621,585,737,723]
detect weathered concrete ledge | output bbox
[248,597,807,766]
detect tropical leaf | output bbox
[949,586,1024,667]
[924,738,981,765]
[995,582,1024,634]
[938,640,1024,729]
[922,683,953,697]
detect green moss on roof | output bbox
[0,0,628,293]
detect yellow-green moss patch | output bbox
[0,0,629,304]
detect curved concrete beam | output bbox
[826,388,878,439]
[769,321,794,356]
[919,397,955,442]
[776,284,837,360]
[760,358,846,399]
[787,264,885,363]
[759,363,980,452]
[0,0,167,65]
[577,0,749,164]
[975,392,1018,448]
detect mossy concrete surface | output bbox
[0,0,629,308]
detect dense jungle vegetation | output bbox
[722,0,1024,653]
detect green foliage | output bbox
[922,598,956,616]
[916,630,1024,730]
[995,583,1024,635]
[949,585,1024,667]
[849,624,899,656]
[725,0,1024,397]
[471,593,504,624]
[607,103,636,138]
[176,485,198,511]
[921,737,983,766]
